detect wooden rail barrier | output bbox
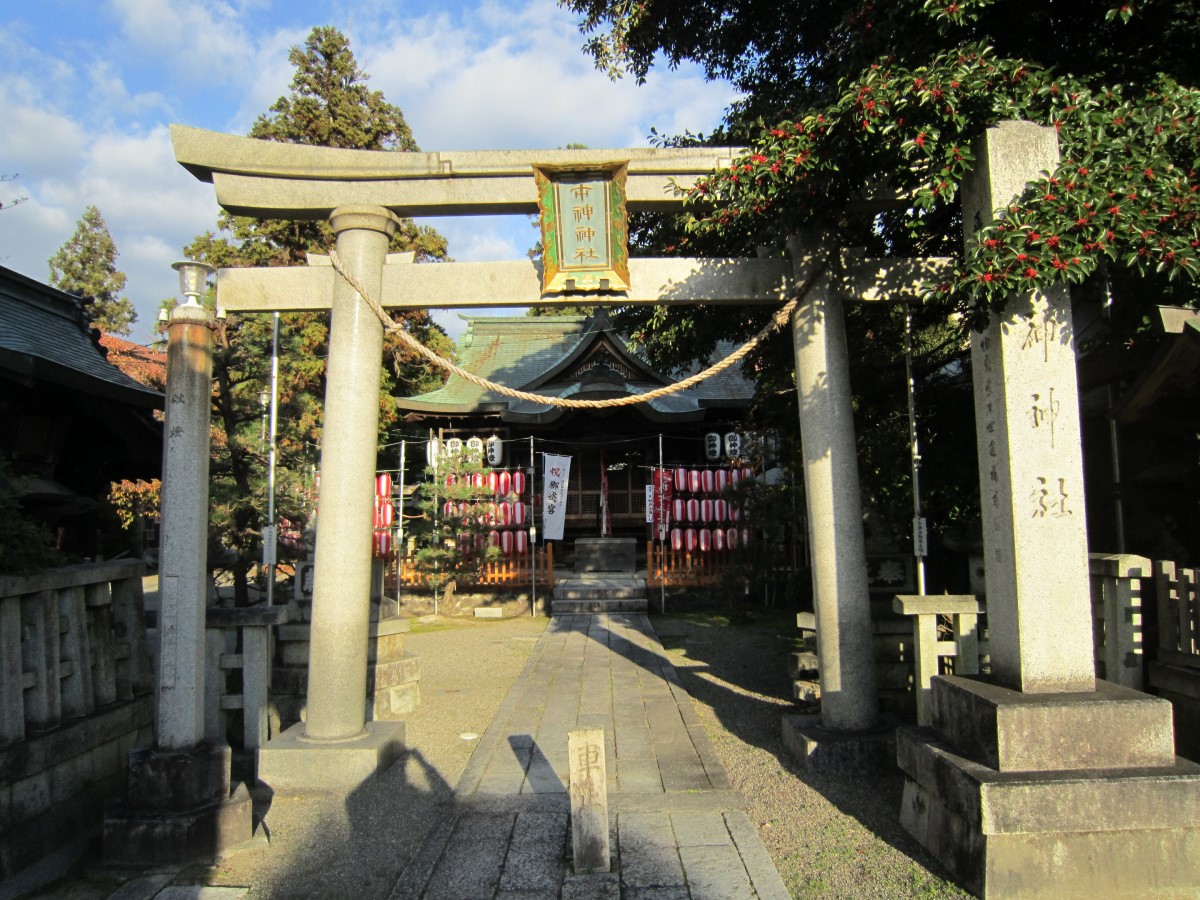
[395,544,554,590]
[646,541,736,588]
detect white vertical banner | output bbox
[542,453,572,541]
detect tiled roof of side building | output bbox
[0,265,163,407]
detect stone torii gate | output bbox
[168,122,1200,896]
[169,125,939,788]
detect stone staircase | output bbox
[550,537,648,614]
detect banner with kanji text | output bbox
[542,454,572,541]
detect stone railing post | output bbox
[1089,552,1151,690]
[893,595,983,725]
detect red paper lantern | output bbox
[486,470,499,495]
[714,499,728,522]
[499,470,512,497]
[715,469,729,493]
[670,528,683,552]
[730,504,741,522]
[488,530,501,549]
[698,528,711,552]
[512,470,526,496]
[741,465,754,481]
[376,473,392,498]
[700,499,713,523]
[674,467,688,492]
[688,469,701,493]
[727,527,739,550]
[511,501,526,526]
[500,530,514,556]
[472,472,486,490]
[700,469,715,493]
[672,498,684,523]
[373,530,392,559]
[373,499,394,528]
[443,500,455,518]
[497,501,512,527]
[686,498,699,523]
[713,528,726,552]
[514,530,529,555]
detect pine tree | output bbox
[48,206,137,335]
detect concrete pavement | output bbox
[389,612,790,899]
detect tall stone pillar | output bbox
[898,121,1200,898]
[781,235,890,771]
[256,206,406,789]
[157,301,215,749]
[104,296,252,865]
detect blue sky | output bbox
[0,0,737,342]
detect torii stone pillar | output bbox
[786,235,879,742]
[898,121,1200,898]
[256,206,407,788]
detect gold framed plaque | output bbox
[533,162,630,294]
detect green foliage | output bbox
[182,26,454,603]
[0,459,65,575]
[410,453,505,587]
[682,47,1200,325]
[48,205,137,335]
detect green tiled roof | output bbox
[397,311,754,422]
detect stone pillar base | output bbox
[256,720,405,792]
[103,742,253,866]
[781,713,894,773]
[899,676,1200,897]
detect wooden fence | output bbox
[646,541,739,588]
[395,544,554,590]
[1,560,152,744]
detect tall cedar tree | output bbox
[184,26,453,603]
[48,205,137,336]
[564,0,1200,565]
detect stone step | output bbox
[551,598,648,614]
[553,585,646,601]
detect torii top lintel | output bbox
[169,125,740,220]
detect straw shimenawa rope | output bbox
[327,250,817,409]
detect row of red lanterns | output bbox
[444,469,528,497]
[374,474,395,559]
[670,467,754,495]
[456,529,530,556]
[442,499,528,527]
[668,527,751,553]
[670,497,742,524]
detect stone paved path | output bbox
[389,613,790,899]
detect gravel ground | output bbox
[27,608,970,899]
[654,608,970,899]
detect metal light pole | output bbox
[264,312,280,605]
[905,307,927,595]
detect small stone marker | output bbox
[568,727,610,874]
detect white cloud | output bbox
[107,0,256,86]
[361,0,736,152]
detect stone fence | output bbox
[0,560,154,879]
